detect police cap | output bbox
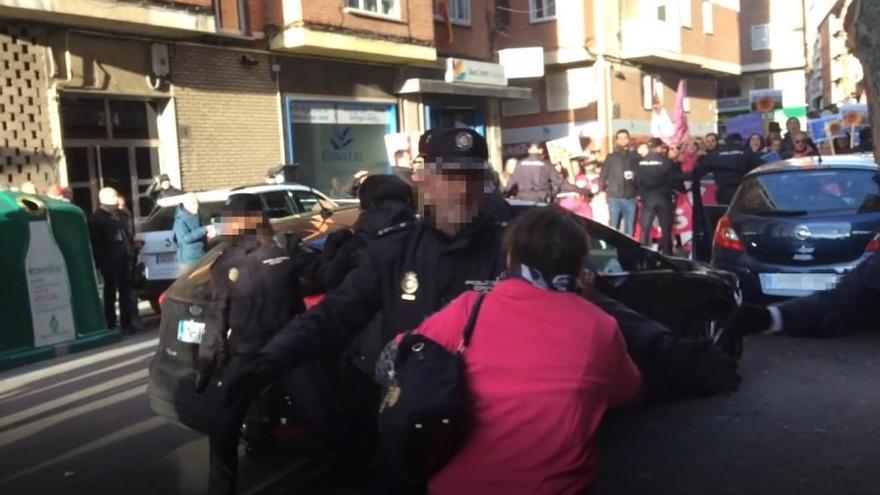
[418,128,489,172]
[222,193,264,216]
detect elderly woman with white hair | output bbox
[89,187,138,332]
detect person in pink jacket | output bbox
[405,207,641,495]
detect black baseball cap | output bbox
[222,193,264,216]
[418,128,489,172]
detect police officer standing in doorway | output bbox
[637,138,681,255]
[195,193,338,495]
[222,129,740,491]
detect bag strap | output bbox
[458,292,487,353]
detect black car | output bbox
[148,201,740,443]
[708,155,880,302]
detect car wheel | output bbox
[149,297,162,314]
[687,308,742,359]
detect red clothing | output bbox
[680,151,699,174]
[411,279,641,495]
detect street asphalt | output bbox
[1,315,879,495]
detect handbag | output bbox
[376,292,487,480]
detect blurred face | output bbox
[117,197,126,209]
[615,132,630,150]
[767,130,782,141]
[416,169,484,237]
[182,194,199,215]
[749,135,763,152]
[769,139,783,153]
[667,146,680,160]
[637,143,649,157]
[705,135,718,150]
[528,144,542,156]
[787,118,801,134]
[793,133,810,152]
[222,212,264,237]
[684,141,698,154]
[160,180,171,190]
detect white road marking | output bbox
[0,385,148,449]
[0,338,158,394]
[0,416,167,483]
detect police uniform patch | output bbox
[228,267,240,282]
[401,271,419,301]
[455,132,473,151]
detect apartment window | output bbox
[642,74,663,110]
[702,0,713,34]
[753,74,771,90]
[680,0,693,28]
[345,0,400,19]
[657,4,667,21]
[435,0,471,24]
[496,0,511,29]
[530,0,556,23]
[751,24,770,51]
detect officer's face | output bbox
[418,170,483,237]
[222,213,263,237]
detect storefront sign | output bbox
[292,102,336,124]
[749,89,783,113]
[498,47,545,79]
[445,58,507,86]
[26,220,76,347]
[336,103,390,125]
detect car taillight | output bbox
[714,216,745,251]
[867,235,880,252]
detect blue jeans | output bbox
[608,197,637,236]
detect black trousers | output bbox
[98,252,133,330]
[639,195,674,255]
[208,359,344,495]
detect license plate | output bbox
[759,273,840,297]
[157,253,177,264]
[177,320,205,344]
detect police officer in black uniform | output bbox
[505,142,565,202]
[697,135,762,205]
[196,193,338,495]
[222,129,740,488]
[637,138,682,255]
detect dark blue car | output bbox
[711,154,880,303]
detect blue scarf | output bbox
[506,264,581,293]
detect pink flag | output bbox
[671,79,691,147]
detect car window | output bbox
[733,170,880,215]
[261,191,296,218]
[138,205,176,232]
[587,237,627,274]
[293,191,334,213]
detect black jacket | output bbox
[89,207,134,269]
[199,238,306,369]
[318,200,415,292]
[506,156,565,202]
[696,145,761,202]
[601,149,639,198]
[636,152,681,199]
[779,251,880,338]
[260,199,717,399]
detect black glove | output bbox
[222,355,282,407]
[723,304,773,338]
[194,368,212,396]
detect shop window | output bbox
[345,0,400,19]
[435,0,471,24]
[530,0,556,23]
[286,99,398,195]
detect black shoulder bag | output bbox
[376,292,487,481]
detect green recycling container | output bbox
[0,192,119,371]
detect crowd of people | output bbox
[495,117,874,254]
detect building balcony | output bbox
[269,23,436,64]
[620,18,740,76]
[0,0,217,37]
